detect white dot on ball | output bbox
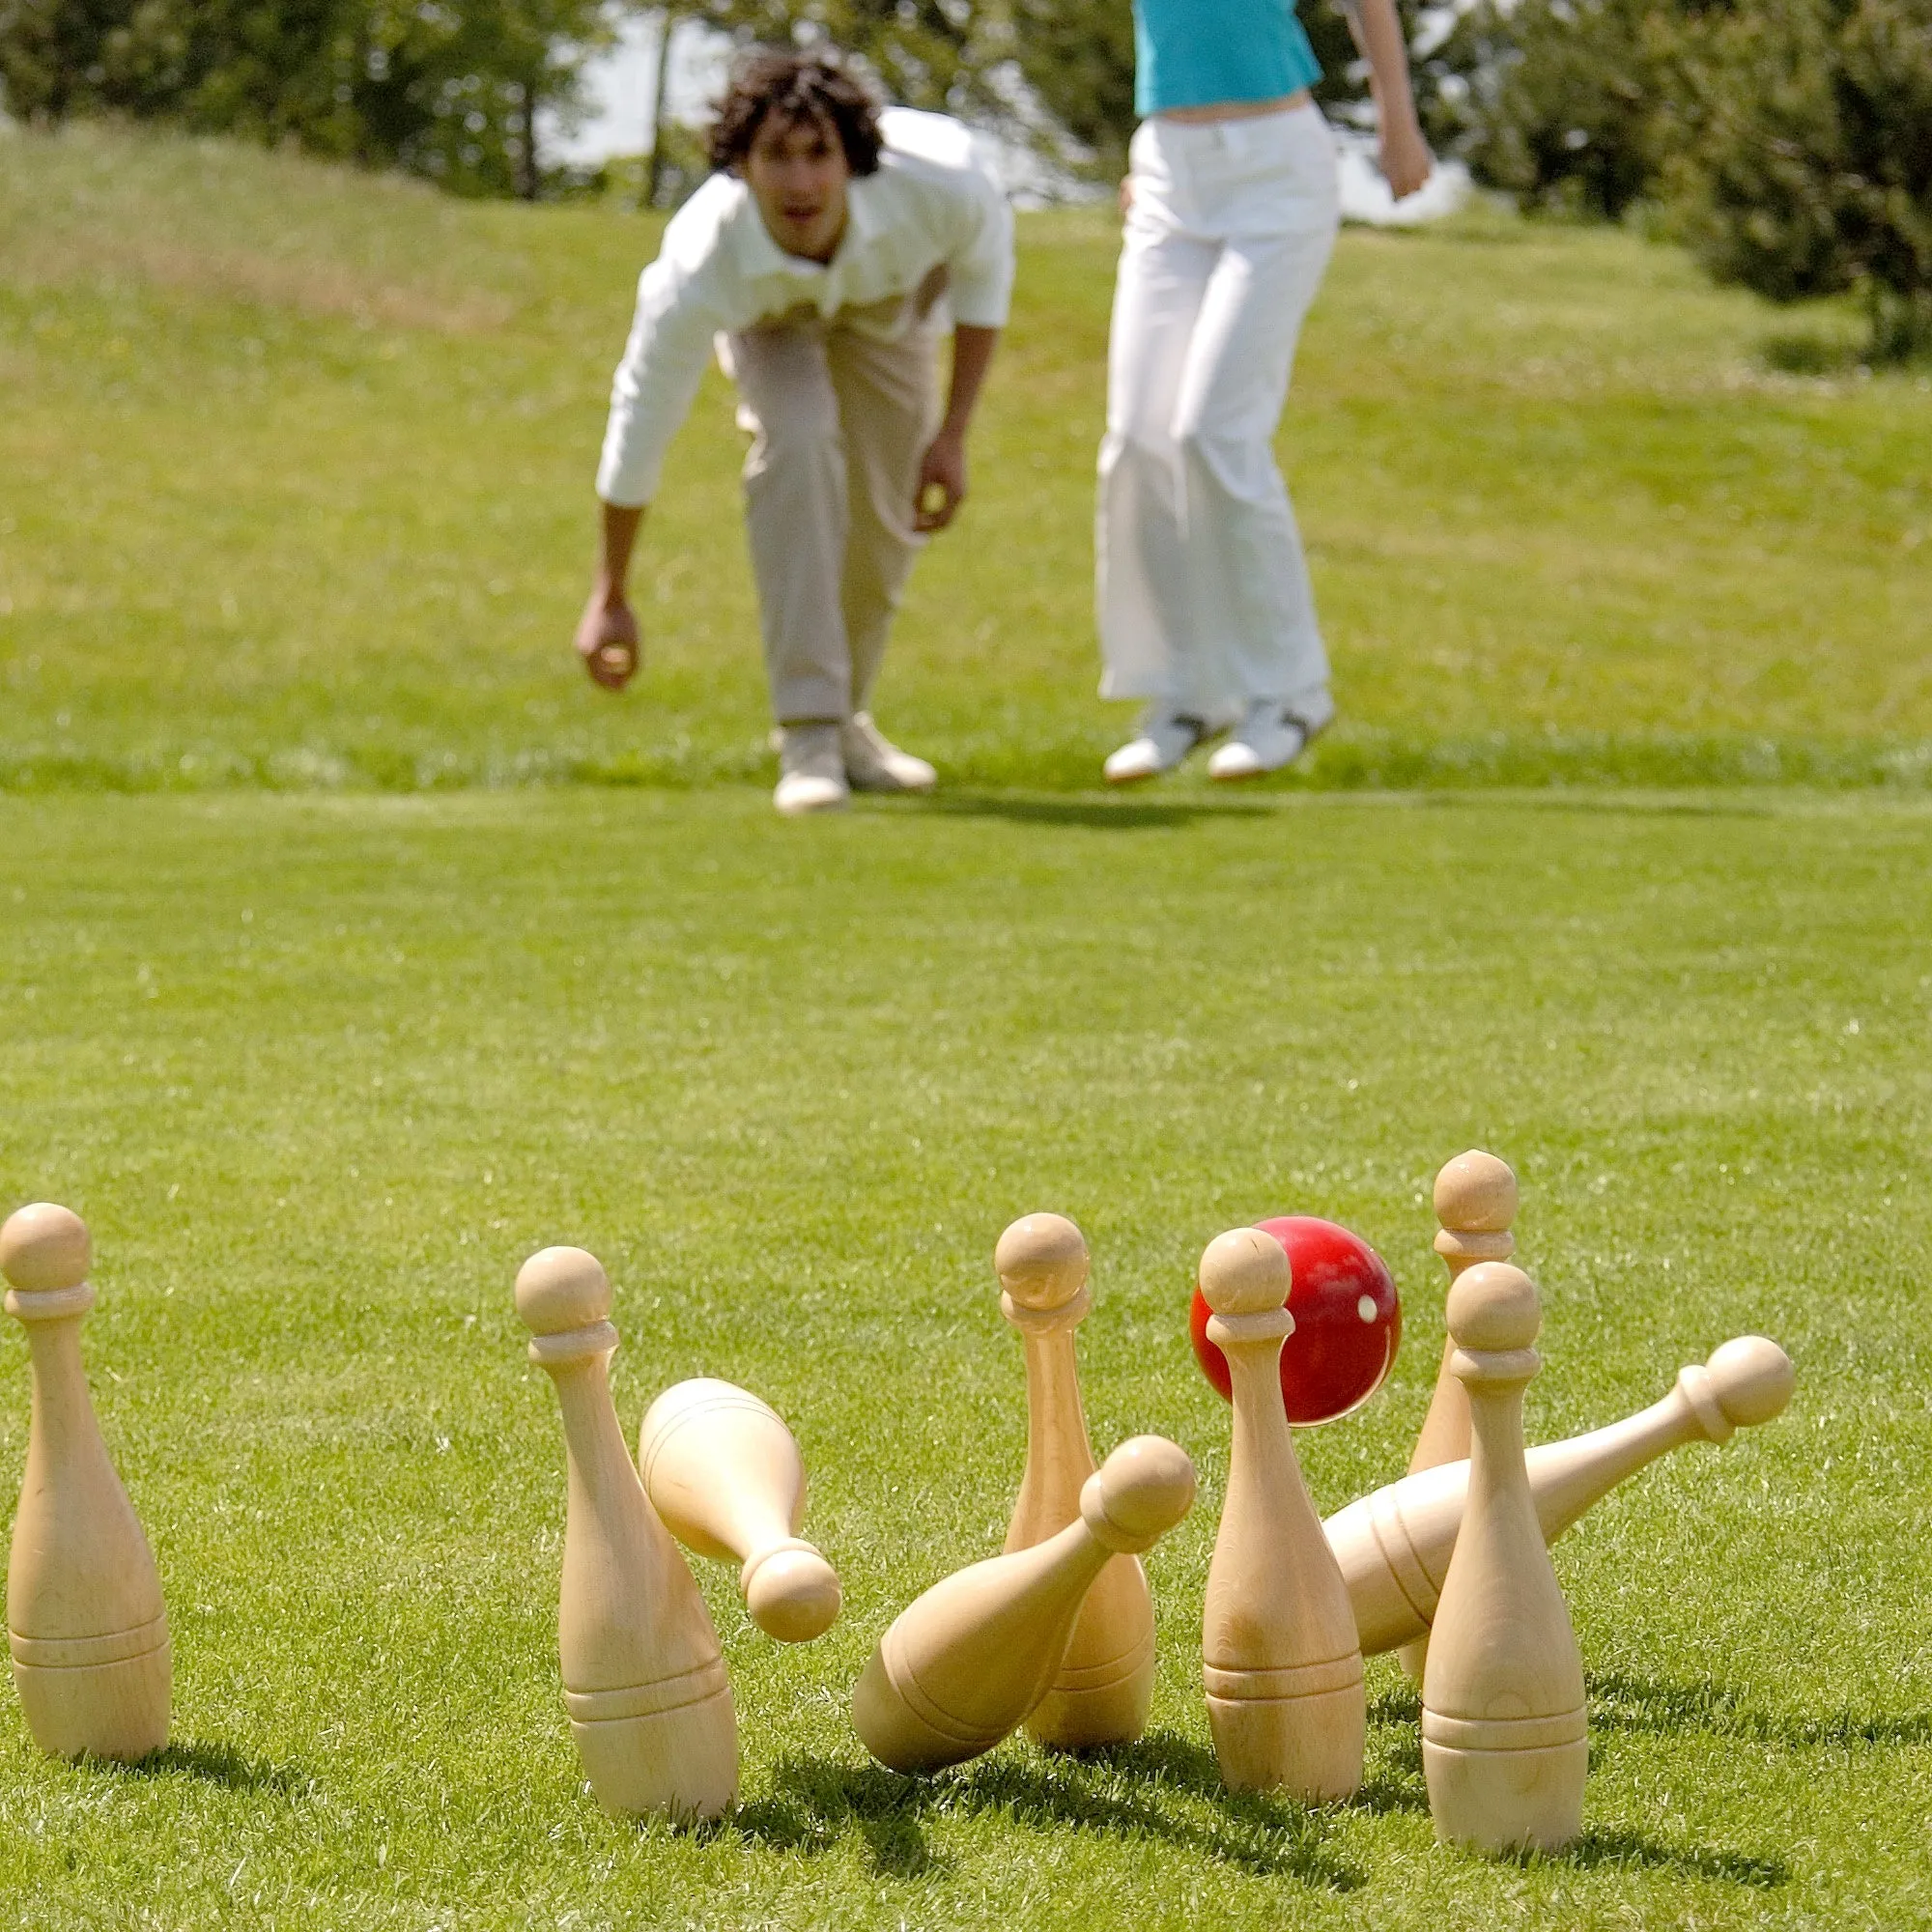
[1357,1294,1378,1323]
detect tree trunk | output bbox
[518,73,542,201]
[644,11,678,210]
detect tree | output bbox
[1433,0,1697,221]
[0,0,611,198]
[685,0,1004,118]
[691,0,1453,185]
[1665,0,1932,358]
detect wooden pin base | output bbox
[1026,1614,1154,1749]
[1205,1654,1366,1800]
[852,1636,1002,1774]
[11,1630,171,1762]
[565,1662,737,1820]
[1421,1709,1586,1852]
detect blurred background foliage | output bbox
[3,0,1929,357]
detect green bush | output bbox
[1436,0,1686,220]
[1666,0,1932,360]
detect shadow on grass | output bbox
[1589,1670,1932,1750]
[895,786,1797,832]
[118,1739,314,1795]
[1401,790,1780,820]
[913,789,1270,831]
[1363,1678,1786,1886]
[1555,1828,1787,1887]
[730,1731,1362,1889]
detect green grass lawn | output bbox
[4,122,1930,1927]
[4,122,1932,794]
[2,787,1929,1927]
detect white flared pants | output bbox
[1096,104,1341,718]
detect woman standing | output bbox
[1099,0,1432,782]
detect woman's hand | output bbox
[1378,114,1434,201]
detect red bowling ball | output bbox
[1190,1215,1401,1425]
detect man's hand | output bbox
[915,426,969,534]
[575,588,640,692]
[1378,113,1435,203]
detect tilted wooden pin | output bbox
[853,1435,1195,1775]
[639,1378,840,1642]
[1327,1334,1794,1657]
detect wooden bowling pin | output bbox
[852,1435,1195,1775]
[1421,1261,1585,1853]
[1,1204,170,1761]
[638,1378,840,1642]
[515,1246,736,1821]
[1328,1334,1794,1657]
[1199,1227,1365,1800]
[1400,1150,1518,1681]
[995,1213,1156,1749]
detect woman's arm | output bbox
[1341,0,1434,199]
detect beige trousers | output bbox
[729,291,942,724]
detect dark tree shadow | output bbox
[117,1740,314,1795]
[730,1733,1362,1890]
[1760,330,1865,377]
[1588,1671,1932,1750]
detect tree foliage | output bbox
[1666,0,1932,354]
[1434,0,1678,219]
[684,0,1453,182]
[0,0,610,196]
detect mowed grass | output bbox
[2,787,1930,1927]
[4,122,1932,794]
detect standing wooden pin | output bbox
[1327,1333,1795,1658]
[1421,1261,1586,1853]
[852,1435,1195,1775]
[639,1378,840,1642]
[995,1212,1156,1748]
[1199,1227,1364,1800]
[1401,1151,1518,1682]
[515,1246,736,1820]
[1,1203,169,1760]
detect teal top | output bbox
[1133,0,1322,116]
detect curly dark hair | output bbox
[706,47,885,178]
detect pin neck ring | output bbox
[4,1282,96,1323]
[526,1320,619,1366]
[1000,1282,1091,1335]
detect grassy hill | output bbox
[4,121,1930,793]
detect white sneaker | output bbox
[1208,694,1335,781]
[773,723,850,816]
[1102,709,1217,784]
[841,713,936,793]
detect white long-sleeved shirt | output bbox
[595,109,1015,507]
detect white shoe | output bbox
[773,723,850,816]
[1208,694,1335,781]
[841,713,936,793]
[1102,709,1217,784]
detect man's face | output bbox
[742,110,853,264]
